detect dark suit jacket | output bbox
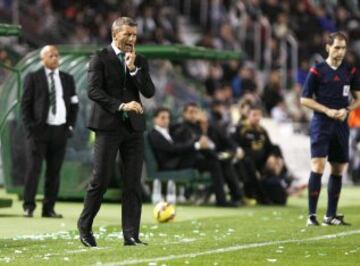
[171,121,237,161]
[87,45,155,132]
[148,128,195,170]
[171,121,202,143]
[21,68,79,138]
[171,121,207,167]
[206,125,237,154]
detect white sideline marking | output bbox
[102,230,360,266]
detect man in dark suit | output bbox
[21,45,79,218]
[197,111,244,205]
[77,17,155,247]
[171,103,242,207]
[148,107,210,170]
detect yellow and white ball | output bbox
[153,201,176,223]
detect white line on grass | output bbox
[102,229,360,266]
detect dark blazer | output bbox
[171,121,207,167]
[171,121,202,143]
[87,45,155,132]
[171,121,237,160]
[148,128,195,170]
[21,68,78,138]
[207,125,237,153]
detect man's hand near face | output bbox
[125,46,136,71]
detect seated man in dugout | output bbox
[170,103,243,207]
[231,104,294,205]
[149,106,240,207]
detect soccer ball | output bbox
[153,201,176,223]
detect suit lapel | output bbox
[39,68,49,99]
[59,71,69,103]
[38,68,50,121]
[106,45,125,77]
[59,71,67,94]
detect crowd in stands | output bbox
[2,0,360,118]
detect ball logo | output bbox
[153,201,176,223]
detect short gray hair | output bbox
[111,17,137,38]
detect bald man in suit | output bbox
[21,45,79,218]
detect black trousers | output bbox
[220,160,243,202]
[78,127,144,240]
[260,176,288,205]
[235,158,270,204]
[180,151,227,205]
[23,124,67,212]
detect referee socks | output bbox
[308,171,322,215]
[326,174,342,217]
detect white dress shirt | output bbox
[44,67,67,125]
[154,125,207,150]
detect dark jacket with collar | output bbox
[21,67,78,138]
[148,128,195,170]
[87,45,155,132]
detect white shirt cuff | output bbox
[70,95,79,104]
[119,103,125,111]
[129,67,140,76]
[194,142,201,150]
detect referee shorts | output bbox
[310,114,349,163]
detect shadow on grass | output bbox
[0,214,24,218]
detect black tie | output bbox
[49,71,56,115]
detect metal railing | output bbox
[0,23,21,36]
[168,1,300,91]
[279,33,299,90]
[253,17,273,74]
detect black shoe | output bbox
[134,238,148,245]
[80,232,97,247]
[78,221,97,247]
[124,237,137,246]
[23,209,33,218]
[42,211,63,218]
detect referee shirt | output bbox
[302,61,360,112]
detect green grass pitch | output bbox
[1,187,360,265]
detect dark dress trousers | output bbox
[171,121,229,205]
[21,68,78,212]
[78,46,155,241]
[206,125,244,202]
